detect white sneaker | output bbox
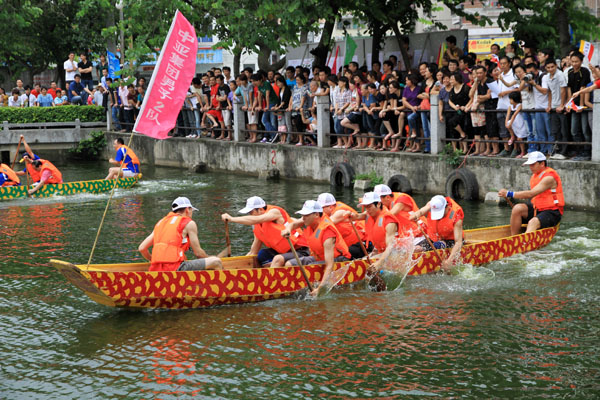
[550,153,566,160]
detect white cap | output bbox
[358,192,381,206]
[430,195,447,220]
[373,184,392,196]
[239,196,266,214]
[172,196,198,211]
[296,200,323,215]
[317,193,336,207]
[522,151,546,165]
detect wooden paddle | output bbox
[11,136,23,170]
[224,220,231,257]
[416,222,446,272]
[350,219,386,291]
[286,236,314,292]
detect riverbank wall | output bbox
[105,132,599,210]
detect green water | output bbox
[1,163,599,399]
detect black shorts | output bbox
[525,203,562,229]
[347,112,362,124]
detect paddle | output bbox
[416,222,447,272]
[492,188,514,208]
[350,219,386,292]
[286,236,314,292]
[224,220,231,257]
[11,136,23,170]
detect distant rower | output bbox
[106,138,140,180]
[0,163,20,186]
[27,159,63,195]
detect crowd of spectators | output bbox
[183,35,598,160]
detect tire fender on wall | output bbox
[387,174,412,194]
[330,162,355,188]
[445,168,479,200]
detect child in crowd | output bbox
[505,91,528,158]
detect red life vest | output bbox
[253,205,307,253]
[150,212,192,272]
[332,201,365,245]
[530,167,564,215]
[0,163,20,186]
[305,216,351,261]
[39,160,63,184]
[365,208,400,253]
[426,197,464,242]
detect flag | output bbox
[344,35,357,65]
[490,54,500,65]
[134,10,198,140]
[106,50,120,79]
[565,98,582,111]
[437,43,446,68]
[579,40,595,63]
[331,45,340,74]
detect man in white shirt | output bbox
[8,89,24,107]
[496,56,519,156]
[527,63,552,156]
[63,52,78,96]
[545,60,568,159]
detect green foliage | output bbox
[68,131,107,160]
[354,171,384,186]
[438,144,464,167]
[0,106,106,123]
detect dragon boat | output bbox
[0,175,141,201]
[50,224,559,310]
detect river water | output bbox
[1,163,599,399]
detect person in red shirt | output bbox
[139,197,222,271]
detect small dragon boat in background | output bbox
[49,224,559,310]
[0,176,141,201]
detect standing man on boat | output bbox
[410,195,464,272]
[139,197,223,271]
[221,196,309,267]
[281,200,351,296]
[27,159,63,195]
[105,138,140,180]
[0,163,20,186]
[317,192,369,259]
[498,151,564,236]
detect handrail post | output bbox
[592,89,600,162]
[316,95,330,148]
[233,103,244,142]
[106,109,111,131]
[75,118,81,136]
[3,121,9,133]
[430,94,445,155]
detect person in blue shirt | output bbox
[36,87,54,107]
[105,138,141,179]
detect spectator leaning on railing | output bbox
[567,52,592,161]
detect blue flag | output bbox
[107,50,120,79]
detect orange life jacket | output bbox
[26,160,42,183]
[530,167,564,215]
[305,216,351,261]
[0,163,20,186]
[119,145,140,168]
[390,192,427,227]
[426,197,464,242]
[332,201,365,245]
[365,208,400,253]
[150,212,192,272]
[39,160,63,184]
[253,205,307,253]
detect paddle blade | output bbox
[368,273,387,292]
[312,263,349,297]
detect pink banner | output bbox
[134,10,198,139]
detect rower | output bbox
[317,192,369,259]
[410,195,464,272]
[105,138,140,180]
[498,151,564,236]
[139,196,222,271]
[27,159,63,195]
[373,184,421,219]
[15,135,41,182]
[0,163,20,186]
[356,192,420,274]
[221,196,309,267]
[281,200,351,296]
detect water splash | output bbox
[310,263,349,298]
[450,263,495,281]
[378,233,422,291]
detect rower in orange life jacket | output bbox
[317,192,370,259]
[15,136,42,182]
[27,159,63,195]
[281,200,352,296]
[373,184,426,224]
[221,196,309,268]
[355,191,423,275]
[139,196,223,271]
[498,151,564,236]
[0,163,20,186]
[105,137,141,180]
[410,195,465,272]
